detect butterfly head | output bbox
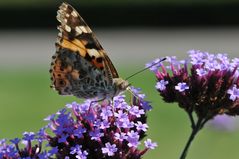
[113,78,130,96]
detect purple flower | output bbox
[135,121,148,132]
[23,132,35,141]
[45,87,153,158]
[0,129,53,158]
[70,145,81,154]
[100,106,113,120]
[102,142,118,156]
[227,85,239,101]
[58,134,69,143]
[44,114,55,121]
[10,138,20,145]
[73,126,86,138]
[127,131,140,148]
[99,120,110,129]
[115,132,127,142]
[48,147,58,156]
[144,139,158,149]
[175,82,189,92]
[129,106,145,118]
[145,58,163,72]
[76,150,88,159]
[156,80,169,91]
[196,68,207,76]
[114,110,128,122]
[70,145,88,159]
[0,87,155,159]
[89,129,103,140]
[149,50,239,118]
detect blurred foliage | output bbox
[0,0,239,8]
[0,68,239,158]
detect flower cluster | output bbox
[0,131,51,158]
[147,50,239,120]
[0,87,157,159]
[44,87,157,158]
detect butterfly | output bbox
[49,2,129,101]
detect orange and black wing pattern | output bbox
[50,3,119,98]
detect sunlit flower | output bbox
[148,50,239,159]
[149,50,239,118]
[0,87,157,159]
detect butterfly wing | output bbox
[50,2,119,98]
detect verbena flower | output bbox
[147,50,239,159]
[0,87,157,159]
[0,131,51,158]
[149,50,239,119]
[43,87,156,158]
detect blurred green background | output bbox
[0,0,239,159]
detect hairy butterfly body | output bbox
[50,2,129,100]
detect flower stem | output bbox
[179,118,203,159]
[187,111,195,129]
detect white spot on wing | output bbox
[58,32,62,37]
[80,26,88,33]
[56,14,61,22]
[71,11,78,17]
[65,25,71,32]
[75,26,83,34]
[87,49,101,57]
[60,3,68,11]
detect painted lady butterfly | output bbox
[49,2,129,100]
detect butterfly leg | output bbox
[111,97,115,115]
[126,87,140,105]
[89,97,106,111]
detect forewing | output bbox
[57,2,118,77]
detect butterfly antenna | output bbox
[126,87,138,99]
[125,57,166,80]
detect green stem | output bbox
[179,118,203,159]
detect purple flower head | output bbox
[149,50,239,119]
[0,128,51,158]
[0,87,154,159]
[43,87,155,158]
